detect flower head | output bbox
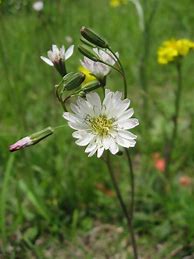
[32,1,44,11]
[80,48,118,79]
[157,39,194,65]
[63,89,139,158]
[41,44,74,66]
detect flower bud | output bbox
[78,44,99,61]
[63,72,85,90]
[9,137,33,152]
[80,36,96,48]
[82,81,101,93]
[9,127,54,152]
[80,27,109,48]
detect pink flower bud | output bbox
[9,137,32,152]
[9,127,54,152]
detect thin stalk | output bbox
[98,59,123,75]
[55,87,67,111]
[106,48,138,249]
[125,149,135,220]
[53,124,68,130]
[0,155,15,252]
[105,153,138,259]
[108,48,128,98]
[165,61,183,176]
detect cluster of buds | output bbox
[50,27,119,110]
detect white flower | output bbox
[40,44,74,66]
[32,1,44,11]
[63,89,139,158]
[80,48,118,79]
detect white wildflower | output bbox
[32,1,44,12]
[41,44,74,66]
[80,48,118,79]
[63,89,139,158]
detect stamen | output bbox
[89,115,114,136]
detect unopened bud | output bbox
[82,81,101,93]
[9,127,54,152]
[63,72,85,90]
[78,44,99,61]
[80,36,96,48]
[9,137,33,152]
[80,27,109,48]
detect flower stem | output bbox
[108,48,128,98]
[165,60,183,176]
[125,149,135,221]
[105,153,138,259]
[55,86,67,111]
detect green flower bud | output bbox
[80,36,97,48]
[80,26,109,48]
[30,127,54,144]
[78,44,99,61]
[63,72,85,90]
[82,81,101,93]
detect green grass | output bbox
[1,0,194,257]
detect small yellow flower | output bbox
[110,0,127,8]
[157,38,194,65]
[176,39,193,56]
[79,66,96,83]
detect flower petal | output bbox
[40,56,54,66]
[97,146,104,158]
[65,45,74,60]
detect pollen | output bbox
[89,115,114,137]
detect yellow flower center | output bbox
[89,115,114,137]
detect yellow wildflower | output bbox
[157,38,194,65]
[110,0,127,8]
[176,39,194,56]
[79,66,96,84]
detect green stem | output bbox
[108,48,128,98]
[0,155,15,252]
[105,153,138,259]
[98,60,123,75]
[125,149,135,221]
[106,48,138,251]
[165,61,183,176]
[53,124,68,130]
[55,86,67,111]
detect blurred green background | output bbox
[0,0,194,258]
